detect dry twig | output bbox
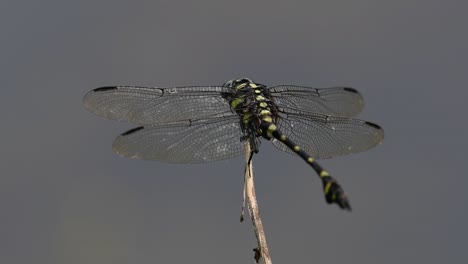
[243,143,272,264]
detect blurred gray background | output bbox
[1,0,467,263]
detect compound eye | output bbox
[238,78,253,84]
[223,78,253,88]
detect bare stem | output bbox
[244,144,272,264]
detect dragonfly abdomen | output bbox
[259,121,352,210]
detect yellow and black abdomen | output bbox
[259,120,352,210]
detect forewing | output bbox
[83,86,235,125]
[113,116,245,163]
[272,111,384,159]
[269,85,364,117]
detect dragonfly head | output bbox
[223,78,254,89]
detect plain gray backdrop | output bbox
[1,0,467,263]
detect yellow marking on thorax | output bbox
[242,113,253,123]
[259,110,271,116]
[250,83,258,88]
[259,102,268,108]
[236,83,247,90]
[230,98,244,108]
[256,95,265,101]
[262,116,272,122]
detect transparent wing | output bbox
[272,111,384,159]
[83,86,235,125]
[112,116,245,163]
[269,85,364,117]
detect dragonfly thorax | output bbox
[223,78,279,145]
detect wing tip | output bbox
[93,86,118,92]
[82,87,117,109]
[364,121,382,130]
[365,121,385,143]
[343,87,359,94]
[121,126,145,136]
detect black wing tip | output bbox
[364,121,382,130]
[121,126,144,136]
[343,87,359,94]
[93,86,118,92]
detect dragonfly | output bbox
[83,78,384,210]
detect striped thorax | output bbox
[223,78,278,141]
